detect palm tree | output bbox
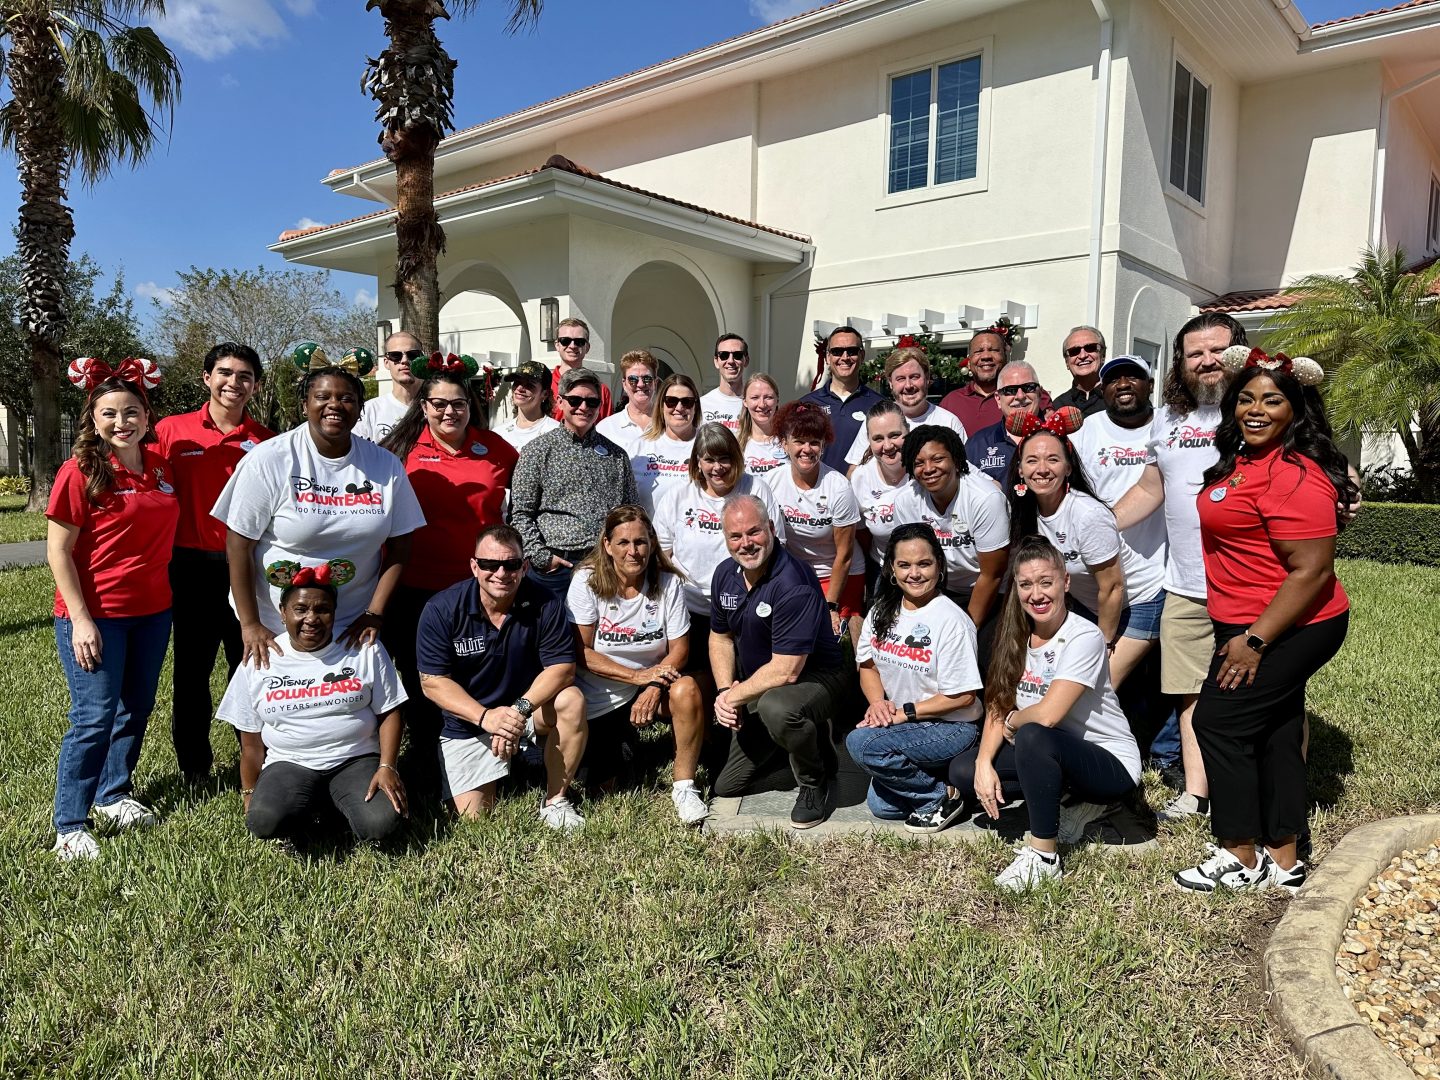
[362,0,541,352]
[1265,245,1440,500]
[0,0,181,509]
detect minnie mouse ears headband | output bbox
[1220,345,1324,387]
[1005,405,1084,440]
[292,342,376,377]
[410,351,479,379]
[66,356,162,393]
[290,564,333,588]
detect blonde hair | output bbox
[883,346,930,383]
[736,372,780,449]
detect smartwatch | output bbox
[826,601,840,612]
[902,702,917,722]
[1244,632,1268,654]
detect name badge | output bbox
[470,441,488,456]
[158,481,175,495]
[240,439,257,452]
[594,445,609,457]
[852,410,865,421]
[756,602,773,617]
[1209,488,1227,502]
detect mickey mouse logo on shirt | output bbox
[756,602,773,617]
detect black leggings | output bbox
[948,724,1137,840]
[1193,613,1348,845]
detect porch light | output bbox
[540,297,559,350]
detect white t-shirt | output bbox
[354,393,410,444]
[566,569,690,715]
[212,425,427,635]
[1145,404,1221,599]
[767,464,865,578]
[743,437,788,478]
[892,472,1009,592]
[626,432,695,514]
[850,458,911,567]
[844,403,967,466]
[494,415,560,453]
[1015,611,1141,783]
[653,475,788,614]
[857,595,983,724]
[1072,412,1168,592]
[1037,490,1164,611]
[596,409,646,446]
[699,388,744,432]
[216,635,408,772]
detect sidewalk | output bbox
[0,541,46,568]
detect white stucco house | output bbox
[271,0,1440,414]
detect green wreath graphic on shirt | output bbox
[264,558,357,589]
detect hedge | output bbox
[1337,502,1440,566]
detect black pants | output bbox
[246,754,401,842]
[947,724,1137,840]
[169,548,243,779]
[713,667,851,796]
[582,702,642,785]
[382,584,441,795]
[1194,613,1348,845]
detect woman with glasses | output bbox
[494,360,560,452]
[628,373,699,513]
[597,350,659,446]
[737,372,788,478]
[379,355,519,794]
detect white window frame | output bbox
[878,37,992,210]
[1427,172,1440,254]
[1166,46,1212,215]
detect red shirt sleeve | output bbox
[1260,458,1338,542]
[45,460,91,530]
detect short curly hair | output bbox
[900,423,970,479]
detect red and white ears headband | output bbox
[1005,405,1084,440]
[66,356,162,393]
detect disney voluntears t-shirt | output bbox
[354,393,409,443]
[653,475,787,615]
[849,459,910,567]
[216,635,408,771]
[892,471,1009,594]
[857,595,983,724]
[211,425,427,636]
[493,414,560,453]
[1071,413,1167,591]
[1146,404,1220,599]
[699,388,744,432]
[767,464,866,579]
[1037,490,1164,611]
[1015,611,1142,783]
[743,437,788,479]
[843,404,967,467]
[566,569,690,715]
[626,433,695,514]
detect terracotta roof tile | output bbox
[1202,255,1440,312]
[1311,0,1440,28]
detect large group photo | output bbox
[2,0,1438,1077]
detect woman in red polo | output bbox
[46,358,180,861]
[1174,348,1355,896]
[380,353,518,792]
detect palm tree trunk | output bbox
[9,14,75,511]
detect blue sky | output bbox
[0,0,1380,321]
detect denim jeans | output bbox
[845,718,980,818]
[53,610,172,833]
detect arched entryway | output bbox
[610,260,722,392]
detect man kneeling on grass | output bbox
[416,524,589,831]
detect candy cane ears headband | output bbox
[66,356,162,393]
[410,351,480,379]
[1220,345,1324,387]
[291,342,376,376]
[1005,405,1084,440]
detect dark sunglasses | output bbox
[997,382,1041,397]
[625,374,656,386]
[423,397,469,412]
[385,349,425,362]
[827,346,862,358]
[663,395,696,409]
[557,336,589,348]
[472,556,524,573]
[1065,343,1102,358]
[561,393,600,410]
[715,350,747,361]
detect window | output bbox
[888,55,982,195]
[1428,175,1440,253]
[1169,60,1209,204]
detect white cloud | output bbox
[149,0,310,61]
[219,73,239,89]
[749,0,816,22]
[295,217,327,230]
[354,288,378,309]
[134,281,177,306]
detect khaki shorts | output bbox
[1160,592,1214,696]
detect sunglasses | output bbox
[663,395,696,410]
[828,346,862,358]
[472,556,524,573]
[997,382,1042,397]
[561,393,601,410]
[424,397,469,413]
[385,349,425,363]
[558,336,589,348]
[625,374,655,387]
[715,350,747,361]
[1065,343,1102,358]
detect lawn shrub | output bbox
[1338,503,1440,566]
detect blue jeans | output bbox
[53,611,172,833]
[846,719,979,818]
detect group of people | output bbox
[44,311,1356,896]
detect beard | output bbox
[1185,368,1228,406]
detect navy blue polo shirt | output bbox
[709,544,842,680]
[416,576,576,740]
[801,383,884,473]
[965,420,1018,484]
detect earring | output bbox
[1013,483,1028,498]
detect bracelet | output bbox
[240,787,255,796]
[377,762,398,773]
[645,680,668,691]
[479,707,489,726]
[364,610,384,621]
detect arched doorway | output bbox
[610,260,721,394]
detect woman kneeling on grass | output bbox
[219,565,409,844]
[946,536,1142,891]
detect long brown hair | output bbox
[985,536,1068,716]
[380,371,487,461]
[73,378,160,506]
[577,505,686,601]
[642,373,700,441]
[736,372,780,449]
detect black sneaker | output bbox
[1158,762,1186,793]
[905,793,969,834]
[791,782,833,830]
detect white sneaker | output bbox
[538,795,585,833]
[1173,843,1272,893]
[671,784,710,826]
[994,845,1063,892]
[1158,791,1210,822]
[1056,800,1111,845]
[1266,857,1307,895]
[53,829,100,862]
[93,797,158,832]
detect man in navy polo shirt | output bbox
[416,524,589,831]
[801,325,884,473]
[709,494,852,828]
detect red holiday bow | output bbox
[982,321,1013,344]
[426,352,465,372]
[896,334,919,349]
[1005,405,1084,440]
[290,563,334,588]
[66,356,162,393]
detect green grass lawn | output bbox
[0,559,1434,1079]
[0,494,45,544]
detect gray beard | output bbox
[1185,371,1227,407]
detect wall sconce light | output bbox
[539,297,559,351]
[375,320,393,351]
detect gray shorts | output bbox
[438,735,509,800]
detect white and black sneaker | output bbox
[1056,800,1112,845]
[904,793,969,834]
[1266,857,1307,895]
[1173,843,1272,893]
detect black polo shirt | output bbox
[709,544,842,680]
[800,383,886,473]
[1051,382,1106,416]
[416,576,575,740]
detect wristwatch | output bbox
[826,601,840,612]
[513,697,534,718]
[902,702,917,722]
[1244,631,1269,654]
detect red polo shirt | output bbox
[939,381,1053,433]
[47,448,181,619]
[402,425,520,591]
[154,403,275,551]
[550,364,613,421]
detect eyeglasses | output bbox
[472,556,524,573]
[423,397,469,413]
[625,374,655,387]
[828,346,862,358]
[385,349,425,363]
[557,336,589,348]
[997,382,1041,397]
[663,395,696,410]
[1065,343,1102,358]
[561,393,600,410]
[715,350,747,361]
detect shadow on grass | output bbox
[0,614,51,636]
[1307,710,1354,809]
